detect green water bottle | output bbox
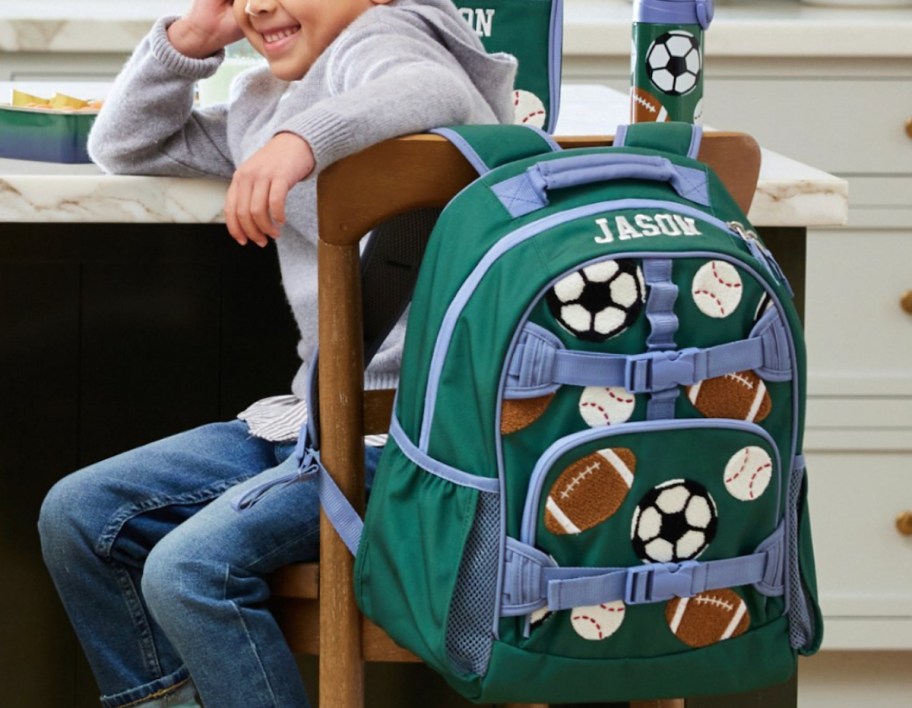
[630,0,714,124]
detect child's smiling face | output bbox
[235,0,387,81]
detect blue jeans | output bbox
[38,420,380,708]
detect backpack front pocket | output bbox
[509,420,787,660]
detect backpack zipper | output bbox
[728,220,792,295]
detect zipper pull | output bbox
[728,221,793,296]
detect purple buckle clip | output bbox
[625,561,700,605]
[624,348,706,394]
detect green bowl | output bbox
[0,104,98,163]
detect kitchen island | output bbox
[0,84,847,708]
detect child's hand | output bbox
[225,133,316,247]
[168,0,245,59]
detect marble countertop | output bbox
[0,84,848,228]
[0,0,910,57]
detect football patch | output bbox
[546,260,646,342]
[665,588,750,648]
[686,370,772,423]
[631,479,718,563]
[544,448,636,535]
[501,394,555,435]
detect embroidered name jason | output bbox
[594,213,703,244]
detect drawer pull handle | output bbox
[902,291,912,316]
[897,511,912,537]
[906,117,912,141]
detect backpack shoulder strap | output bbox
[357,124,562,364]
[434,124,562,175]
[614,121,703,160]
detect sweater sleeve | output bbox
[273,21,502,173]
[87,17,236,180]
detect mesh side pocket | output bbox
[445,490,500,677]
[786,460,815,650]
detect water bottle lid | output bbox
[633,0,714,30]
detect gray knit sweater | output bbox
[88,0,516,411]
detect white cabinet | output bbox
[708,66,912,649]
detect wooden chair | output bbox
[270,132,762,708]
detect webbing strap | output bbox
[506,328,766,397]
[643,258,679,351]
[231,429,365,556]
[501,528,784,615]
[433,124,561,176]
[613,122,704,160]
[643,258,681,420]
[546,553,772,610]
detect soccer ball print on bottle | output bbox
[631,0,714,124]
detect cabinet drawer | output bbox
[805,229,912,396]
[703,78,912,175]
[806,450,912,624]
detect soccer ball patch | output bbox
[630,479,718,563]
[645,30,702,97]
[544,448,636,535]
[546,260,646,342]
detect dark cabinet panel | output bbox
[0,223,298,706]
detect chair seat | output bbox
[270,562,418,662]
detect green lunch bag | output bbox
[455,0,563,132]
[279,122,823,704]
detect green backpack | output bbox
[455,0,563,132]
[278,122,823,703]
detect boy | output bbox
[38,0,516,706]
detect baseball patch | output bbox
[630,86,669,123]
[692,260,743,318]
[579,386,636,427]
[665,588,750,648]
[544,448,636,535]
[686,370,772,423]
[513,89,547,128]
[570,601,626,641]
[723,445,773,501]
[501,393,555,435]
